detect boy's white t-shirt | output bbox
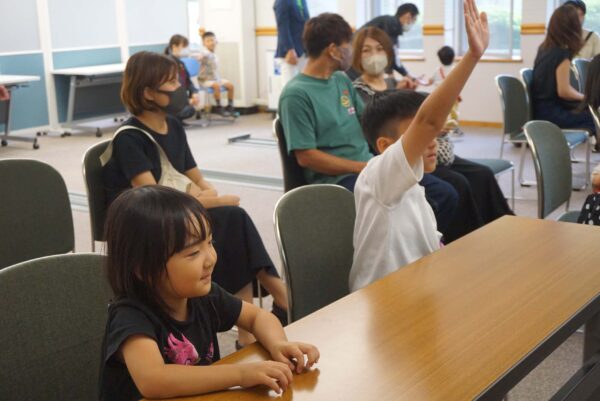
[427,64,453,92]
[349,136,442,292]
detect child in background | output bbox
[424,45,464,136]
[349,0,489,292]
[165,34,200,120]
[99,186,319,401]
[197,32,235,116]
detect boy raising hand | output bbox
[350,0,489,291]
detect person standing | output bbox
[274,0,310,86]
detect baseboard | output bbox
[460,120,503,128]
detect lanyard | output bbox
[296,0,304,17]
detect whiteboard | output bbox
[0,0,41,53]
[126,0,189,45]
[48,0,119,49]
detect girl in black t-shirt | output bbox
[99,186,319,401]
[102,51,289,348]
[532,4,596,144]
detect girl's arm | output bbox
[402,0,489,167]
[237,302,320,374]
[556,59,584,101]
[185,167,216,192]
[121,334,294,398]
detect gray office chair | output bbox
[273,117,308,192]
[83,140,111,251]
[574,58,590,92]
[0,253,113,401]
[520,68,591,189]
[0,159,74,269]
[523,121,580,222]
[468,158,515,209]
[274,185,355,323]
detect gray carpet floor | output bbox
[3,113,599,400]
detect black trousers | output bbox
[432,156,514,243]
[208,206,279,295]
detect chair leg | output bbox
[511,168,515,211]
[518,145,536,187]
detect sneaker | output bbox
[450,128,464,137]
[212,105,224,115]
[226,105,235,115]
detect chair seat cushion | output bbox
[468,158,513,175]
[558,210,581,223]
[562,130,588,147]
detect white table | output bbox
[51,64,126,137]
[0,75,41,149]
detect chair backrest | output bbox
[0,159,74,269]
[524,120,573,219]
[520,68,535,119]
[180,57,200,77]
[575,58,591,92]
[495,74,530,137]
[589,105,600,134]
[83,140,111,245]
[274,184,356,322]
[273,117,308,192]
[0,253,113,401]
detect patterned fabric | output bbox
[436,133,455,167]
[578,194,600,225]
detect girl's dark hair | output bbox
[121,51,178,115]
[303,13,353,58]
[202,31,216,40]
[361,90,427,151]
[165,34,189,55]
[352,27,394,73]
[104,186,212,316]
[540,5,583,58]
[584,54,600,110]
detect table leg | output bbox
[63,75,77,137]
[0,86,38,149]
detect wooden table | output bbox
[150,216,600,401]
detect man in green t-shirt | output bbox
[278,13,373,191]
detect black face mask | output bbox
[155,86,189,115]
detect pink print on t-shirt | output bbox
[164,333,200,365]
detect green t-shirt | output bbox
[278,71,373,185]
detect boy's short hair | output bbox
[303,13,353,58]
[564,0,586,14]
[202,31,216,40]
[437,46,455,66]
[361,90,427,150]
[396,3,420,18]
[121,51,178,115]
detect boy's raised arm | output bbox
[401,0,489,167]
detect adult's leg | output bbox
[419,173,459,241]
[534,101,597,138]
[450,156,513,223]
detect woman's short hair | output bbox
[351,27,395,73]
[121,51,178,116]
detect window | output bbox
[455,0,522,58]
[306,0,337,17]
[554,0,600,33]
[375,0,425,54]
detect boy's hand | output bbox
[269,341,320,374]
[239,361,293,393]
[464,0,489,60]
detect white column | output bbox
[35,0,59,129]
[115,0,130,63]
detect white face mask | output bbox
[180,47,190,57]
[362,54,388,76]
[403,23,414,33]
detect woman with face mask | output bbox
[352,28,413,105]
[102,52,290,348]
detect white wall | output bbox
[126,0,189,46]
